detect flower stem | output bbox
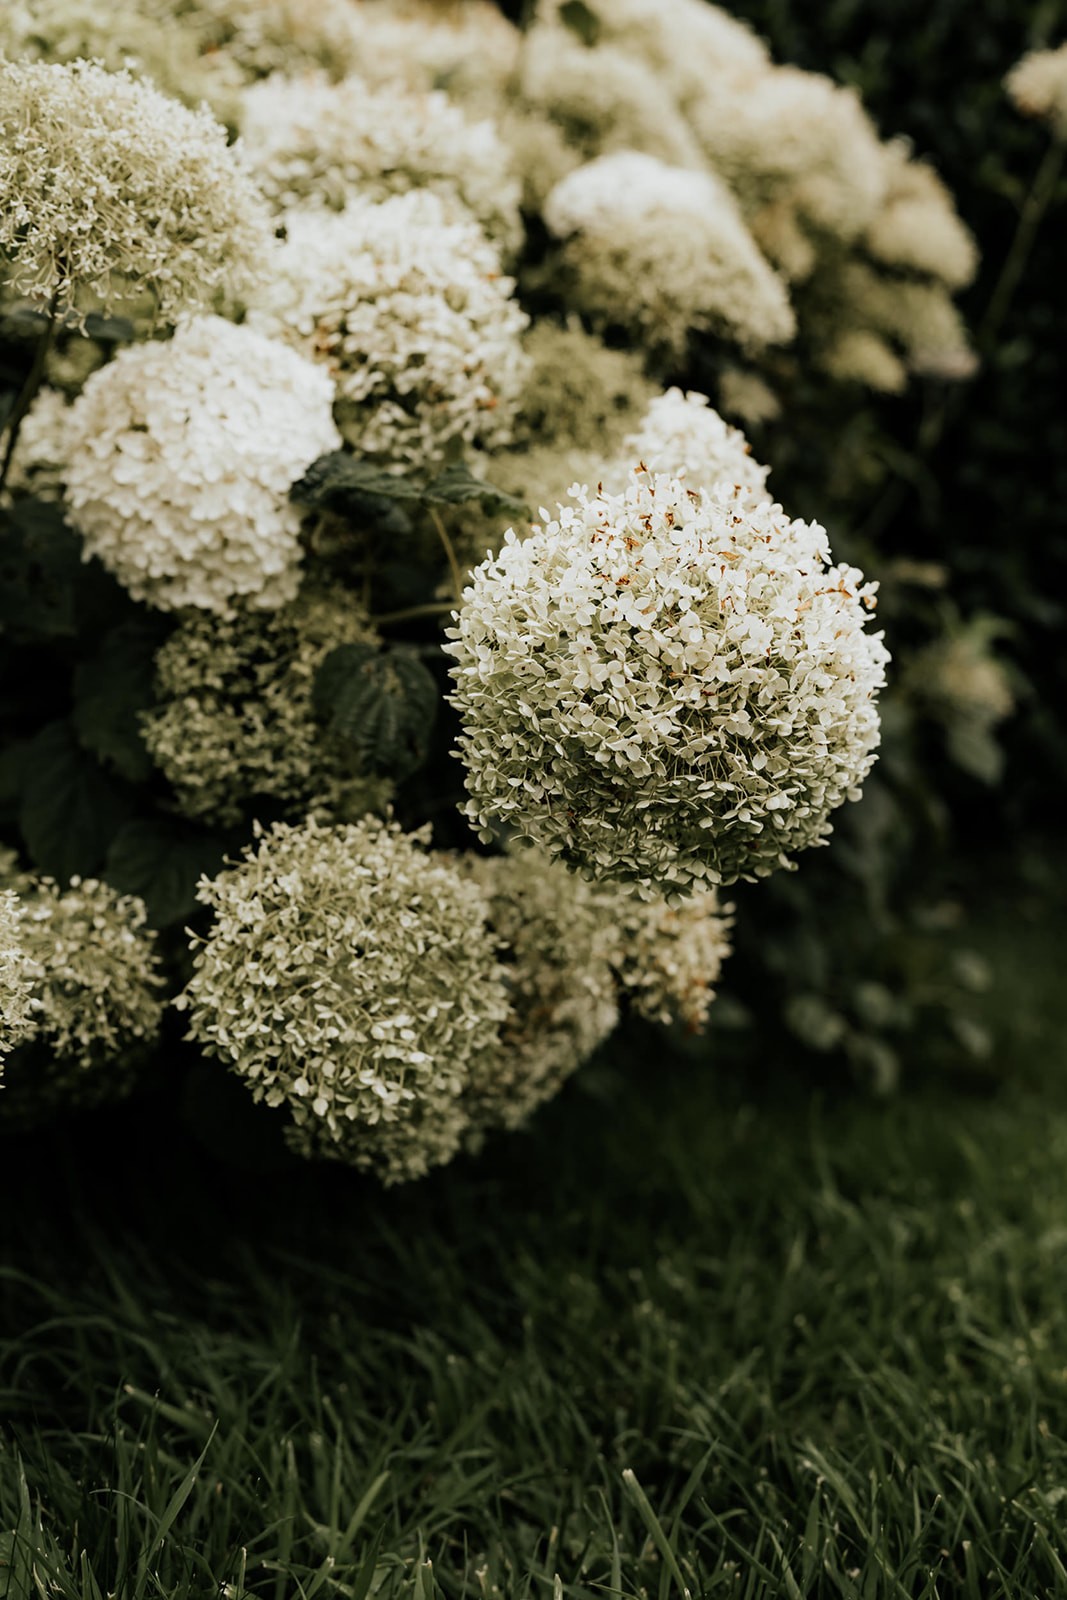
[0,294,61,494]
[429,505,466,606]
[371,601,455,626]
[979,133,1066,353]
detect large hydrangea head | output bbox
[620,389,770,501]
[596,882,734,1032]
[239,71,522,253]
[249,194,529,467]
[61,316,341,614]
[0,58,270,321]
[448,471,889,894]
[543,151,794,356]
[179,818,510,1185]
[460,849,619,1143]
[0,868,163,1128]
[141,588,391,826]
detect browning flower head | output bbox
[249,194,529,467]
[0,58,271,321]
[61,315,341,613]
[179,818,510,1185]
[543,151,795,357]
[449,471,888,894]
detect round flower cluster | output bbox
[597,883,734,1032]
[448,470,889,894]
[620,389,770,501]
[0,58,270,321]
[239,71,523,253]
[0,868,163,1127]
[141,588,391,826]
[249,194,529,467]
[543,151,794,357]
[0,0,241,121]
[460,850,619,1144]
[179,819,510,1185]
[0,889,37,1067]
[61,316,341,613]
[1005,43,1067,138]
[514,321,656,455]
[863,141,978,292]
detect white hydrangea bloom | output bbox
[1005,43,1067,137]
[249,195,529,467]
[619,389,770,502]
[543,152,795,356]
[179,818,510,1185]
[0,890,37,1069]
[688,64,888,246]
[142,0,369,82]
[596,882,733,1031]
[539,0,769,113]
[61,316,340,614]
[2,386,71,503]
[0,59,270,321]
[239,72,523,253]
[864,141,978,291]
[461,849,619,1142]
[342,0,521,106]
[517,23,706,172]
[448,470,888,894]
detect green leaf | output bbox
[313,642,438,781]
[19,719,135,882]
[292,452,528,521]
[72,619,167,782]
[0,498,130,640]
[558,0,601,45]
[106,818,229,928]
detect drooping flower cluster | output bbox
[239,71,523,252]
[543,151,795,356]
[459,850,619,1143]
[449,471,888,893]
[61,316,340,613]
[142,588,391,826]
[179,818,510,1184]
[0,59,270,320]
[596,883,734,1032]
[0,868,163,1126]
[620,389,770,501]
[1005,43,1067,138]
[249,194,529,467]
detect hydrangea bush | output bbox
[0,0,1036,1177]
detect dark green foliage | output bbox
[72,619,167,783]
[105,818,229,929]
[293,451,529,522]
[313,642,439,782]
[18,719,135,883]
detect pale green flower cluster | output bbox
[0,59,270,321]
[61,315,341,613]
[179,818,511,1185]
[142,589,392,827]
[0,891,37,1069]
[514,321,657,455]
[1005,43,1067,138]
[904,616,1015,781]
[460,850,619,1144]
[449,470,888,894]
[239,71,522,253]
[0,868,163,1127]
[596,883,734,1032]
[0,0,241,120]
[543,151,795,357]
[249,194,529,467]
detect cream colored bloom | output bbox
[1006,43,1067,137]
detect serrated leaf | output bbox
[292,451,528,521]
[19,719,135,882]
[72,619,167,782]
[313,642,438,781]
[106,818,228,928]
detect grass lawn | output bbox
[2,868,1067,1600]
